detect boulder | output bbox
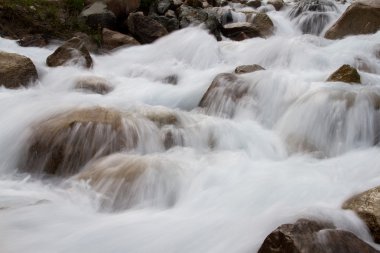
[184,0,204,8]
[258,219,380,253]
[151,15,180,33]
[20,107,130,176]
[73,32,100,53]
[343,186,380,243]
[247,0,261,8]
[155,0,171,15]
[325,1,380,39]
[267,0,284,11]
[326,64,361,84]
[80,2,117,29]
[74,76,113,94]
[102,28,140,50]
[106,0,140,18]
[126,12,168,44]
[17,34,49,47]
[252,13,274,37]
[199,73,249,117]
[221,22,261,41]
[46,37,93,68]
[0,51,38,88]
[234,64,265,74]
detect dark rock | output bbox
[152,15,180,32]
[74,32,100,53]
[0,51,38,89]
[221,22,261,41]
[17,34,49,47]
[102,28,140,50]
[184,0,204,8]
[252,13,274,37]
[258,219,380,253]
[162,74,178,85]
[325,1,380,39]
[80,2,117,29]
[106,0,140,19]
[74,76,113,94]
[267,0,284,11]
[343,186,380,243]
[156,0,171,14]
[326,64,361,84]
[247,0,261,8]
[46,37,93,68]
[127,12,168,44]
[235,64,265,74]
[20,107,129,177]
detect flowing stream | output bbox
[1,1,380,252]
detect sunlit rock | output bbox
[102,28,140,50]
[258,219,379,253]
[75,154,181,211]
[20,107,131,176]
[234,64,265,74]
[46,37,93,68]
[343,186,380,243]
[325,1,380,39]
[326,64,361,84]
[0,51,38,88]
[74,75,113,94]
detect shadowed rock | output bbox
[102,28,139,50]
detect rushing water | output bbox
[1,1,380,252]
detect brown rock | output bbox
[247,0,261,8]
[343,186,380,243]
[0,51,38,88]
[268,0,284,11]
[102,28,139,50]
[234,64,265,74]
[46,37,93,68]
[325,2,380,39]
[20,107,131,176]
[221,22,261,41]
[326,64,361,84]
[17,34,48,47]
[252,13,274,37]
[74,76,113,94]
[106,0,140,18]
[258,219,380,253]
[126,12,168,44]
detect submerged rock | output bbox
[74,76,113,94]
[20,107,130,176]
[258,219,380,253]
[343,186,380,243]
[102,28,140,50]
[46,37,93,68]
[326,64,361,84]
[325,1,380,39]
[0,51,38,88]
[234,64,265,74]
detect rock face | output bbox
[102,28,139,50]
[235,64,265,74]
[221,22,261,41]
[46,37,93,68]
[326,64,361,84]
[20,107,129,176]
[343,186,380,243]
[258,219,380,253]
[74,76,113,94]
[126,13,168,44]
[325,1,380,39]
[0,51,38,88]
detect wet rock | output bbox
[20,107,130,176]
[75,154,180,211]
[80,2,117,29]
[267,0,284,11]
[162,74,178,85]
[258,219,380,253]
[17,34,49,47]
[235,64,265,74]
[152,15,180,33]
[0,51,38,89]
[126,12,168,44]
[74,76,113,94]
[247,0,261,8]
[326,64,361,84]
[205,7,233,26]
[325,1,380,39]
[289,0,338,35]
[199,73,249,117]
[142,109,178,126]
[221,22,261,41]
[343,186,380,243]
[46,37,93,68]
[102,28,139,50]
[252,13,274,37]
[74,32,100,53]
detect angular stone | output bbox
[326,64,361,84]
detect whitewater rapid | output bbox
[1,2,380,253]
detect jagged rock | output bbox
[252,13,274,37]
[46,37,93,68]
[102,28,139,50]
[199,73,249,117]
[343,186,380,243]
[74,76,113,94]
[247,0,261,8]
[325,1,380,39]
[17,34,49,47]
[289,0,338,35]
[221,22,261,41]
[326,64,361,84]
[126,12,168,44]
[258,219,380,253]
[235,64,265,74]
[75,154,180,211]
[267,0,284,11]
[0,51,38,88]
[20,107,130,176]
[80,2,117,29]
